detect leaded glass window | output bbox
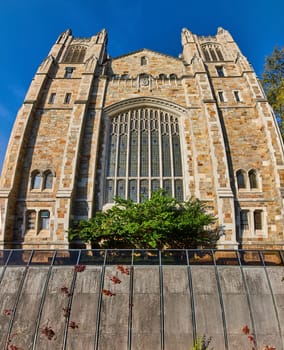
[31,172,41,190]
[240,210,249,231]
[39,210,50,230]
[43,171,53,189]
[249,170,257,189]
[201,44,224,62]
[62,45,86,63]
[104,108,184,203]
[236,170,246,189]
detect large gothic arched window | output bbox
[104,108,184,204]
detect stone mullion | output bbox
[168,114,175,196]
[147,108,151,198]
[114,114,121,197]
[158,110,163,189]
[137,109,141,199]
[125,111,131,199]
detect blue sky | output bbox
[0,0,284,173]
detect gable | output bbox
[110,49,184,78]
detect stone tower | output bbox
[0,27,283,249]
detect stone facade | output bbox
[0,27,284,249]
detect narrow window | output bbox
[63,45,86,63]
[240,210,249,231]
[64,67,74,78]
[31,172,41,189]
[218,91,225,102]
[39,210,50,230]
[202,48,211,61]
[216,66,225,77]
[210,48,217,61]
[254,210,262,230]
[48,93,56,104]
[104,108,183,204]
[43,171,53,189]
[64,93,71,104]
[234,91,241,102]
[236,170,246,189]
[216,47,224,61]
[141,56,147,65]
[26,210,36,230]
[249,170,257,189]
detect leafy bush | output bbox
[69,189,217,249]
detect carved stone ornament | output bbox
[140,75,149,86]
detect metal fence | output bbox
[0,249,283,266]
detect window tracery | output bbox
[62,45,87,63]
[104,107,184,204]
[201,44,224,61]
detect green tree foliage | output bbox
[261,47,284,137]
[69,190,217,249]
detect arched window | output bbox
[39,210,50,230]
[169,74,177,80]
[254,210,262,230]
[121,74,129,80]
[236,170,246,189]
[31,171,41,190]
[62,45,87,63]
[141,56,148,65]
[26,210,36,230]
[248,170,258,189]
[159,74,167,80]
[201,44,224,62]
[43,171,53,189]
[104,108,184,204]
[240,210,249,231]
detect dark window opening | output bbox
[249,170,257,189]
[236,170,246,189]
[39,210,50,230]
[240,210,249,231]
[254,210,262,230]
[216,66,225,77]
[64,67,74,78]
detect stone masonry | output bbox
[0,27,283,249]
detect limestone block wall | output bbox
[0,27,283,249]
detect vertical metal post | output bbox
[186,249,197,344]
[127,249,134,350]
[32,250,57,350]
[212,250,229,350]
[259,251,284,350]
[159,250,164,350]
[237,251,259,350]
[62,250,82,350]
[94,249,107,350]
[4,250,34,350]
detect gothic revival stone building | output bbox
[0,28,284,249]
